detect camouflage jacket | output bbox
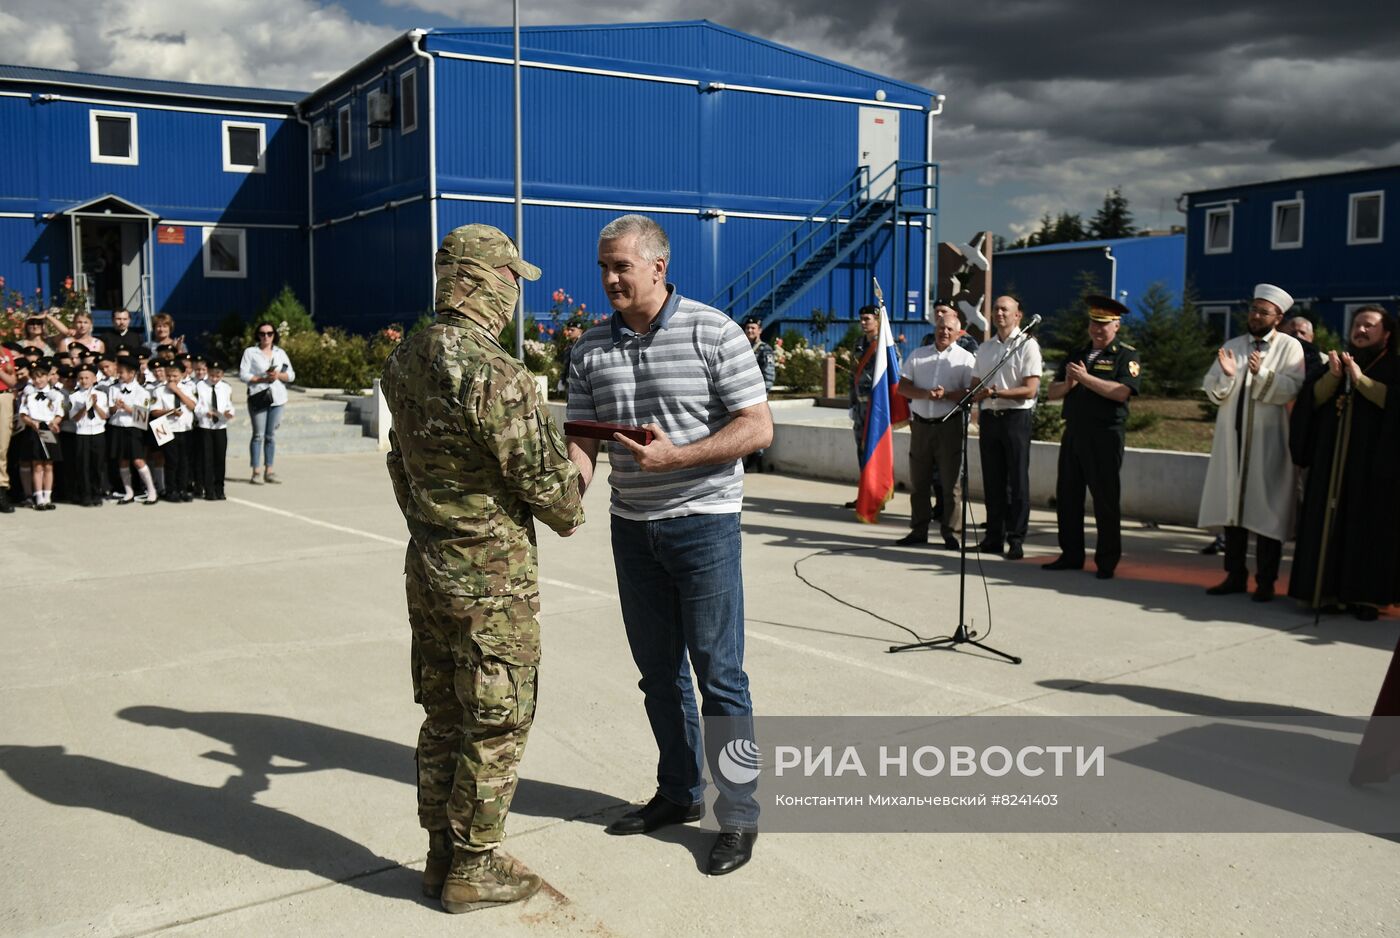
[382,264,584,598]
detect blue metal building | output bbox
[1184,165,1399,340]
[992,234,1185,322]
[0,64,308,333]
[299,21,942,336]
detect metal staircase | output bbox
[710,161,938,328]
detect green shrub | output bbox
[775,345,826,392]
[1125,410,1162,432]
[281,327,398,392]
[260,284,316,336]
[1032,390,1065,441]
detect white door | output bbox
[858,106,900,193]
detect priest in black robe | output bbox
[1288,305,1400,620]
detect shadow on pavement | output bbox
[116,706,624,825]
[0,710,631,900]
[0,743,419,900]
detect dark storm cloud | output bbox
[699,0,1400,158]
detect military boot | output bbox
[440,851,542,914]
[422,829,453,898]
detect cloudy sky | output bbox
[2,0,1396,239]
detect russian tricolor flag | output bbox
[855,305,910,523]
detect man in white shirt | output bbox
[971,295,1043,560]
[895,307,976,548]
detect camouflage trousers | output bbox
[405,547,540,853]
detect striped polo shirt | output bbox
[567,286,768,520]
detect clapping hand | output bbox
[1217,347,1237,378]
[1328,350,1343,377]
[1067,361,1089,385]
[1248,349,1262,375]
[1341,352,1363,386]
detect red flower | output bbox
[63,276,74,289]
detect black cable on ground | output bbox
[790,500,998,646]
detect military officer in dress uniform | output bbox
[1042,295,1142,579]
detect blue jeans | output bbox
[249,404,283,468]
[611,512,758,830]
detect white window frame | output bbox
[221,120,266,173]
[202,227,247,280]
[1348,190,1384,245]
[1271,197,1304,250]
[367,93,383,150]
[1201,305,1232,342]
[338,104,353,161]
[89,109,139,165]
[313,150,326,172]
[400,68,418,134]
[1204,206,1232,254]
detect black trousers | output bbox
[202,428,227,496]
[978,408,1032,547]
[164,433,187,497]
[73,434,105,504]
[189,428,206,494]
[1224,526,1282,586]
[1055,427,1124,571]
[57,431,78,502]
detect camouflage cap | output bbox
[438,224,541,281]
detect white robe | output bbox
[1197,329,1305,542]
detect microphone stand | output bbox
[888,328,1032,664]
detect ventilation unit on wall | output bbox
[367,88,393,128]
[312,121,334,154]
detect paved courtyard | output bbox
[2,451,1397,937]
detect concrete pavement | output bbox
[2,452,1397,937]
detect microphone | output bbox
[1023,314,1043,334]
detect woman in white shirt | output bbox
[238,322,296,485]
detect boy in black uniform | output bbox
[1042,295,1142,579]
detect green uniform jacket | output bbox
[382,268,584,599]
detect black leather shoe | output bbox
[1041,556,1083,571]
[973,540,1002,555]
[894,532,928,546]
[1251,583,1275,603]
[606,794,705,835]
[1095,568,1115,580]
[941,534,960,550]
[707,831,757,875]
[1206,576,1248,596]
[1353,604,1380,622]
[0,489,13,514]
[1005,542,1024,560]
[842,500,857,509]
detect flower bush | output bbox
[1,275,89,341]
[774,340,828,392]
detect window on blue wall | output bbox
[1349,191,1384,245]
[222,121,266,173]
[203,228,247,279]
[338,105,352,161]
[90,110,138,165]
[400,69,418,134]
[1201,305,1231,342]
[1271,198,1303,250]
[1204,206,1232,254]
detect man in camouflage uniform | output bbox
[382,224,585,914]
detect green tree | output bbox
[259,284,315,335]
[1089,187,1137,239]
[1131,284,1215,396]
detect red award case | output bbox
[563,420,653,446]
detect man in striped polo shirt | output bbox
[566,214,772,876]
